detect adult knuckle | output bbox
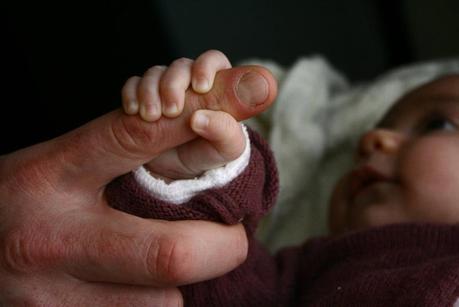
[109,119,142,156]
[147,233,192,285]
[0,153,58,200]
[109,116,160,158]
[200,89,221,111]
[1,227,54,273]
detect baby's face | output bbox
[329,74,459,234]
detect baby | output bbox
[106,50,459,306]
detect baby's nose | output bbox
[357,128,403,159]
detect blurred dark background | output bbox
[2,0,459,154]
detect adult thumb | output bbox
[194,65,278,120]
[7,66,277,194]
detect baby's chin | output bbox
[330,216,434,236]
[328,205,408,235]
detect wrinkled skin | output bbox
[0,64,276,306]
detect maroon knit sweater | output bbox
[106,129,459,307]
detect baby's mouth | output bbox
[349,165,392,200]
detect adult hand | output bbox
[0,66,276,305]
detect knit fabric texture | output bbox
[106,127,459,306]
[106,128,281,306]
[289,223,459,306]
[130,124,252,205]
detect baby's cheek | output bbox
[400,135,459,206]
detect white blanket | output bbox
[242,56,459,251]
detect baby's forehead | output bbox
[378,74,459,126]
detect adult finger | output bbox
[51,209,248,286]
[196,65,277,120]
[192,49,232,93]
[2,65,277,193]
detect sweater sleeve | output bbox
[105,127,283,306]
[130,124,252,205]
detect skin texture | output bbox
[122,50,261,181]
[0,62,277,305]
[329,74,459,235]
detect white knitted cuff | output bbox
[132,124,251,205]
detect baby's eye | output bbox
[420,116,457,133]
